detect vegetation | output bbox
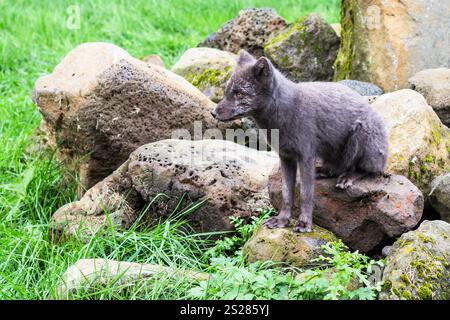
[0,0,387,300]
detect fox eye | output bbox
[235,92,244,99]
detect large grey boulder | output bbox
[269,165,424,253]
[409,68,450,127]
[51,139,279,239]
[199,8,287,58]
[380,220,450,300]
[429,173,450,223]
[32,42,233,193]
[334,0,450,92]
[264,13,340,82]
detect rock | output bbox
[429,173,450,223]
[339,80,383,96]
[409,68,450,126]
[264,13,340,82]
[32,42,233,192]
[380,220,450,300]
[330,23,341,37]
[171,47,237,102]
[142,54,165,68]
[371,89,450,194]
[268,165,424,253]
[55,258,208,298]
[334,0,450,92]
[51,139,279,239]
[381,245,392,258]
[364,95,378,104]
[243,223,337,267]
[199,8,287,57]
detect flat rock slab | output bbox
[269,164,424,253]
[55,258,208,298]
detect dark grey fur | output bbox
[212,50,389,232]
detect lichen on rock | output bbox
[264,13,340,82]
[243,222,338,267]
[171,47,237,102]
[380,220,450,300]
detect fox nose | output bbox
[210,110,217,119]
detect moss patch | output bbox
[333,0,355,81]
[381,222,450,300]
[184,66,232,89]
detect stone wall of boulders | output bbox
[32,5,450,300]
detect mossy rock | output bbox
[264,13,340,82]
[380,220,450,300]
[171,47,237,102]
[243,222,338,267]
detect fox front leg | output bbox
[264,158,297,229]
[294,156,315,232]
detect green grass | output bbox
[0,0,343,299]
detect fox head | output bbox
[211,50,275,121]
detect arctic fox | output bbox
[211,50,388,232]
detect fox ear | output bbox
[253,57,272,79]
[237,49,255,66]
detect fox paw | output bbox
[336,175,353,189]
[293,220,312,233]
[264,216,290,229]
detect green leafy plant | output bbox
[204,208,274,259]
[293,241,385,300]
[190,235,384,300]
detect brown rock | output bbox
[268,164,424,253]
[32,42,233,193]
[199,8,287,57]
